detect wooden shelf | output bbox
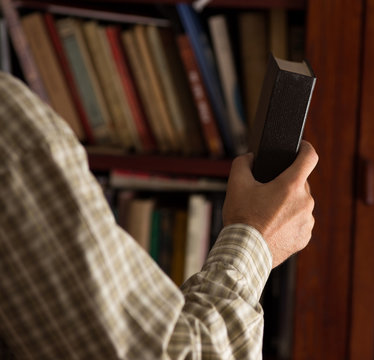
[114,0,306,9]
[17,0,306,10]
[87,149,232,178]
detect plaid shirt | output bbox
[0,72,272,359]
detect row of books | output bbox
[98,174,225,286]
[2,1,305,157]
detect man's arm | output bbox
[0,72,317,359]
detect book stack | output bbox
[2,1,305,157]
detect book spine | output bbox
[146,26,190,154]
[57,18,113,144]
[83,21,132,149]
[177,34,224,158]
[122,29,169,153]
[184,194,212,280]
[2,0,49,102]
[177,4,235,156]
[134,25,180,153]
[106,26,156,153]
[208,15,248,155]
[239,12,268,139]
[0,17,12,72]
[44,13,95,144]
[269,9,288,59]
[170,210,187,286]
[21,13,85,141]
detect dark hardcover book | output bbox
[251,53,316,183]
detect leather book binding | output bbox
[251,53,316,182]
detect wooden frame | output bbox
[293,0,363,359]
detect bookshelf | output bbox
[87,148,232,177]
[2,0,372,359]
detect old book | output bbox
[177,4,235,156]
[239,11,268,135]
[208,15,247,155]
[133,25,180,153]
[269,9,288,60]
[2,0,48,101]
[21,12,85,140]
[122,28,169,153]
[57,18,114,145]
[147,25,205,155]
[157,207,174,276]
[44,13,94,144]
[106,26,156,153]
[0,17,11,72]
[150,209,161,263]
[83,21,139,150]
[251,53,316,183]
[170,210,187,286]
[184,194,212,280]
[177,34,224,158]
[119,195,155,252]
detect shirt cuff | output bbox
[203,224,272,303]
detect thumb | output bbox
[279,140,318,185]
[229,153,256,183]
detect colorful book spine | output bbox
[134,25,180,153]
[57,18,114,144]
[44,13,94,144]
[177,34,224,158]
[177,4,234,155]
[82,20,134,149]
[146,25,190,154]
[208,15,248,155]
[106,26,156,153]
[122,28,169,153]
[21,12,85,141]
[2,0,49,102]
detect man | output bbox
[0,72,318,359]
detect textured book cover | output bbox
[251,53,316,183]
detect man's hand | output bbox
[222,141,319,268]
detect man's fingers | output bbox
[279,140,319,185]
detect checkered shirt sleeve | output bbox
[0,72,272,359]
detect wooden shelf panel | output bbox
[87,150,232,178]
[22,0,306,10]
[116,0,306,9]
